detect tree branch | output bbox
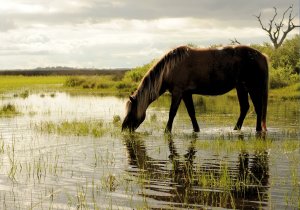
[278,5,300,47]
[229,38,241,45]
[255,5,300,49]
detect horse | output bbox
[122,45,269,133]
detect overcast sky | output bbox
[0,0,299,69]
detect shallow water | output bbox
[0,92,299,209]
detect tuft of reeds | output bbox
[0,103,20,116]
[37,120,105,137]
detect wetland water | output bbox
[0,92,299,209]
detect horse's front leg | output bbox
[165,93,182,133]
[183,94,200,132]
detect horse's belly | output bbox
[193,82,235,96]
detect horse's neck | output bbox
[135,88,151,114]
[135,66,165,116]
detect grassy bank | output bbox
[0,75,66,93]
[269,83,300,100]
[0,75,299,99]
[0,75,132,95]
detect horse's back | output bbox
[165,45,268,95]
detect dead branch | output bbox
[255,5,300,49]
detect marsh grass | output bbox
[112,115,121,125]
[0,103,20,117]
[19,90,29,98]
[270,83,300,100]
[64,76,134,93]
[37,120,105,137]
[1,74,299,99]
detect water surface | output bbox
[0,92,299,209]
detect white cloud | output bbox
[0,0,299,69]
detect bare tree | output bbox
[229,38,241,45]
[255,5,300,49]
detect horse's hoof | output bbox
[234,125,241,130]
[193,128,200,132]
[164,128,172,134]
[255,131,266,139]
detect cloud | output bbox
[2,0,298,26]
[0,0,299,69]
[0,17,270,69]
[0,18,17,32]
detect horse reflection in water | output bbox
[123,135,269,209]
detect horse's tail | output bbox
[261,54,269,131]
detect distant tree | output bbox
[255,5,300,49]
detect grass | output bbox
[0,75,66,93]
[0,103,20,117]
[37,120,105,137]
[63,75,135,94]
[0,75,299,99]
[270,83,300,100]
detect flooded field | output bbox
[0,92,299,209]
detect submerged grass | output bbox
[37,120,105,137]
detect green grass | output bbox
[270,83,300,100]
[0,75,299,99]
[37,120,105,137]
[0,103,20,117]
[0,75,66,93]
[63,75,134,94]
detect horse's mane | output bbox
[134,46,190,118]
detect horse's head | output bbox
[122,96,146,132]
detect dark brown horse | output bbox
[122,45,268,133]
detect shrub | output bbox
[269,66,299,89]
[124,60,155,83]
[97,83,111,89]
[65,77,85,87]
[269,67,289,89]
[251,35,300,89]
[82,82,96,89]
[116,82,132,90]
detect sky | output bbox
[0,0,299,69]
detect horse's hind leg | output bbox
[234,86,249,130]
[183,94,200,132]
[165,93,182,133]
[249,89,263,132]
